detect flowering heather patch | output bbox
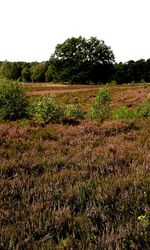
[0,117,150,249]
[1,84,150,249]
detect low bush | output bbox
[87,88,111,121]
[64,104,84,119]
[134,99,150,118]
[28,94,63,124]
[0,80,28,120]
[113,105,134,120]
[114,99,150,120]
[110,80,118,85]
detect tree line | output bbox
[0,36,150,84]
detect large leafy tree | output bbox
[49,36,115,83]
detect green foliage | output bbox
[113,59,150,84]
[1,55,150,84]
[1,54,150,84]
[114,99,150,120]
[134,99,150,118]
[0,80,28,120]
[45,65,54,82]
[21,65,31,82]
[29,95,63,124]
[138,212,149,227]
[64,104,84,119]
[87,88,111,120]
[110,80,118,85]
[0,61,22,80]
[49,36,115,83]
[113,105,134,120]
[94,88,111,103]
[30,63,48,82]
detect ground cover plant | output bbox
[0,83,150,249]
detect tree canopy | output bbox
[48,36,115,83]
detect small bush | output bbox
[94,88,111,104]
[64,104,84,119]
[110,80,118,85]
[134,99,150,118]
[113,99,150,120]
[113,105,134,120]
[0,80,28,120]
[87,88,111,121]
[87,105,110,121]
[28,94,63,124]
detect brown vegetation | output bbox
[0,84,150,249]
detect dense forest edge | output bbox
[0,36,150,84]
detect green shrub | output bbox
[110,80,118,85]
[134,99,150,118]
[0,80,28,120]
[113,105,134,120]
[86,88,111,121]
[94,88,111,104]
[114,99,150,120]
[64,104,84,119]
[29,94,63,124]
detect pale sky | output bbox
[0,0,150,63]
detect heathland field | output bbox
[0,83,150,249]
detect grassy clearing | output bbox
[25,82,150,106]
[0,84,150,249]
[24,82,101,93]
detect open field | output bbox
[25,83,101,96]
[0,84,150,249]
[26,82,150,109]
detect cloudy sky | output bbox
[0,0,150,63]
